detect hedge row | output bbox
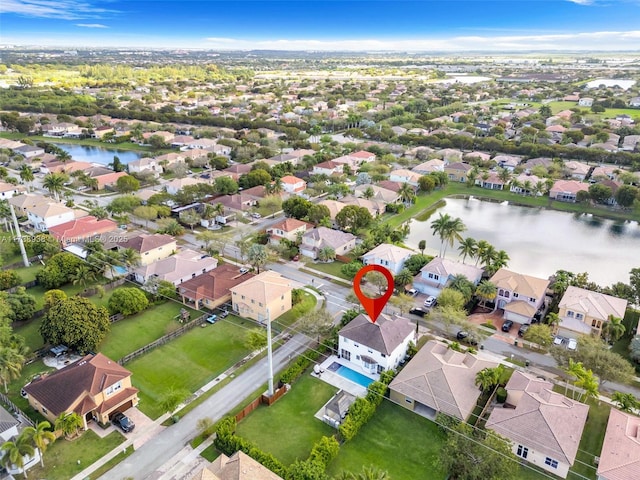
[279,349,321,385]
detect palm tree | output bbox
[474,239,490,266]
[247,244,268,274]
[43,173,67,201]
[603,315,625,343]
[54,412,83,440]
[362,186,375,199]
[611,391,640,413]
[457,237,477,264]
[418,240,426,255]
[487,249,510,275]
[212,203,225,217]
[393,268,414,290]
[0,347,24,393]
[69,264,97,289]
[478,244,497,270]
[334,467,391,480]
[56,150,71,164]
[0,200,11,233]
[476,280,497,309]
[19,164,34,190]
[398,183,415,206]
[102,249,124,278]
[441,217,466,258]
[475,368,497,392]
[565,359,585,398]
[430,213,452,257]
[574,368,599,402]
[317,247,336,263]
[21,421,55,468]
[498,167,511,184]
[266,179,283,195]
[119,247,141,269]
[1,434,35,478]
[546,312,560,333]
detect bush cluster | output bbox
[279,350,320,385]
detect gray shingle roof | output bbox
[338,313,414,355]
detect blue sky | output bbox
[1,1,640,50]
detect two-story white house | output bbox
[279,175,307,195]
[414,257,484,297]
[338,313,414,376]
[490,268,550,324]
[312,161,344,176]
[361,243,416,275]
[388,169,421,187]
[266,218,311,245]
[0,181,26,199]
[26,202,78,232]
[300,227,356,260]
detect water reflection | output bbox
[57,144,142,165]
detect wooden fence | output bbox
[235,385,289,422]
[118,314,206,365]
[0,392,35,427]
[4,279,38,293]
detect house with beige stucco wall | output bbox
[230,270,294,323]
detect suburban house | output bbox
[361,243,416,275]
[414,257,484,297]
[389,340,498,420]
[26,202,81,232]
[493,155,522,171]
[48,216,118,245]
[23,353,139,430]
[317,199,347,220]
[117,233,177,266]
[266,218,311,245]
[341,196,385,217]
[412,159,445,175]
[133,249,218,286]
[94,171,129,190]
[14,145,45,158]
[312,161,344,176]
[0,406,39,476]
[475,172,505,190]
[578,97,594,107]
[549,180,590,202]
[349,150,377,163]
[557,286,628,339]
[486,371,589,479]
[596,409,640,480]
[629,96,640,107]
[92,125,114,139]
[444,162,473,182]
[489,268,550,324]
[279,175,307,194]
[564,161,591,181]
[510,174,546,195]
[128,157,164,175]
[353,184,401,204]
[179,264,255,311]
[388,169,421,187]
[230,270,294,323]
[591,165,618,181]
[0,181,26,199]
[165,177,207,195]
[195,451,284,480]
[300,226,356,260]
[8,193,49,216]
[332,151,376,169]
[338,313,414,375]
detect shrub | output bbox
[339,397,376,442]
[0,270,22,290]
[496,387,507,403]
[279,350,320,385]
[308,436,340,467]
[108,287,150,316]
[435,412,461,435]
[483,321,497,330]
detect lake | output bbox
[404,197,640,287]
[57,144,143,166]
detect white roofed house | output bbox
[300,226,356,260]
[361,243,416,275]
[597,409,640,480]
[489,268,550,325]
[557,286,628,340]
[388,169,421,187]
[128,157,163,176]
[353,184,401,204]
[132,249,218,286]
[486,371,588,479]
[414,257,484,297]
[412,159,445,175]
[338,313,414,377]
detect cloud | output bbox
[567,0,594,5]
[202,31,640,51]
[0,0,116,20]
[76,23,108,28]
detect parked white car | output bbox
[567,338,578,351]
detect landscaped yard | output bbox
[126,314,254,419]
[13,263,43,284]
[25,430,124,480]
[272,290,317,331]
[303,260,350,280]
[235,374,337,465]
[568,398,611,480]
[5,360,55,417]
[326,401,447,480]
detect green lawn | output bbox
[272,291,317,330]
[546,101,640,120]
[568,399,611,480]
[13,263,43,284]
[0,231,22,266]
[326,401,447,480]
[13,315,44,353]
[0,132,156,153]
[304,260,350,280]
[126,315,253,419]
[25,430,124,480]
[27,283,88,311]
[235,374,336,465]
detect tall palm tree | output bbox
[0,200,12,233]
[0,346,25,393]
[21,421,55,468]
[474,239,491,266]
[69,264,97,289]
[603,315,625,343]
[119,247,141,269]
[546,312,560,333]
[478,244,497,270]
[574,368,599,403]
[611,392,640,413]
[43,173,67,202]
[19,164,34,190]
[430,213,452,257]
[475,368,497,392]
[457,237,477,264]
[56,150,71,164]
[441,217,466,258]
[565,359,585,398]
[398,183,416,206]
[487,249,510,275]
[1,434,35,478]
[476,280,497,309]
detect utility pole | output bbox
[9,202,30,267]
[266,307,274,396]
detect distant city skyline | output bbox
[1,0,640,51]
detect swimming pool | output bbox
[329,362,375,388]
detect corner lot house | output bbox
[414,257,483,297]
[557,286,628,339]
[490,268,549,324]
[230,270,293,323]
[362,243,415,275]
[179,264,255,311]
[486,371,588,479]
[389,340,497,420]
[133,248,218,285]
[597,409,640,480]
[23,353,139,430]
[117,233,177,266]
[338,313,414,376]
[300,227,356,260]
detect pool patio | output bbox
[312,355,375,397]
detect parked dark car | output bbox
[518,324,530,337]
[409,307,428,317]
[502,320,514,332]
[456,330,478,345]
[111,412,135,433]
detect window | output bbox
[259,302,263,307]
[367,349,373,354]
[145,252,149,255]
[529,297,536,303]
[251,299,255,304]
[377,365,384,374]
[340,349,351,361]
[405,397,412,404]
[592,319,597,327]
[353,343,359,348]
[513,292,519,298]
[576,313,583,320]
[381,353,386,358]
[343,339,349,344]
[567,311,574,318]
[517,445,528,459]
[544,458,558,469]
[105,381,122,396]
[596,320,601,328]
[241,295,245,300]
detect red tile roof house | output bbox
[94,171,129,190]
[279,175,307,194]
[48,216,118,246]
[549,180,590,202]
[266,218,312,245]
[23,353,139,430]
[486,371,589,479]
[178,264,256,311]
[597,408,640,480]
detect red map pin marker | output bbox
[353,264,394,324]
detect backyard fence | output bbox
[235,385,289,422]
[118,313,206,365]
[0,392,35,427]
[109,313,125,323]
[2,257,41,271]
[4,279,38,293]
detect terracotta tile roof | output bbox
[48,216,118,243]
[267,218,310,233]
[339,313,414,356]
[179,264,256,302]
[389,340,498,420]
[23,353,136,417]
[486,371,588,466]
[559,286,628,322]
[597,409,640,480]
[489,268,550,300]
[117,233,176,254]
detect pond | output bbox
[57,144,143,166]
[404,197,640,287]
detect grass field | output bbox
[547,101,640,120]
[126,314,254,419]
[235,374,337,465]
[568,398,611,480]
[326,401,447,480]
[303,260,350,280]
[272,290,317,330]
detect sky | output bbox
[1,0,640,51]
